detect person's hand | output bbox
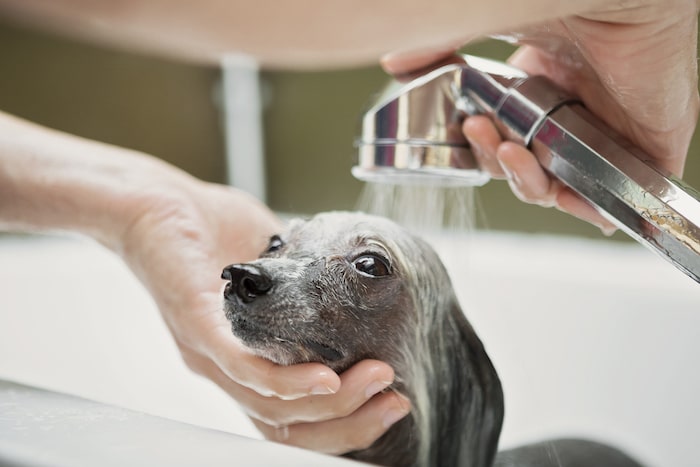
[0,109,409,456]
[117,170,410,454]
[383,1,699,234]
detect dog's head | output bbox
[222,211,503,467]
[222,211,414,372]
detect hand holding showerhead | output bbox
[355,47,700,283]
[378,5,699,236]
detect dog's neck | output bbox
[346,297,503,467]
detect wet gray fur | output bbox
[222,211,502,467]
[222,211,646,467]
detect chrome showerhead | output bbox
[354,56,528,186]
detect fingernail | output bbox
[365,380,393,398]
[599,225,617,237]
[310,384,337,395]
[383,406,410,428]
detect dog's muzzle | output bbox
[221,264,273,303]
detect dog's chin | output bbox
[243,341,346,370]
[225,309,346,369]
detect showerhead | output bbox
[354,55,527,186]
[353,54,700,283]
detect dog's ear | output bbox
[434,298,504,467]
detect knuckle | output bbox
[178,352,198,372]
[176,345,207,376]
[249,403,293,427]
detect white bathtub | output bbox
[0,231,698,466]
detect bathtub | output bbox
[0,230,698,465]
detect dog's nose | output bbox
[222,264,273,303]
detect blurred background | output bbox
[2,18,698,240]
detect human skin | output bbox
[0,0,698,456]
[0,0,619,68]
[0,111,407,453]
[382,1,699,233]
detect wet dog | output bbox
[221,211,645,467]
[221,211,503,467]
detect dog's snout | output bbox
[222,264,273,303]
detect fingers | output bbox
[188,343,398,424]
[380,43,463,75]
[171,297,338,400]
[253,390,411,455]
[229,359,396,427]
[464,115,617,234]
[186,333,408,454]
[465,114,558,204]
[463,115,507,178]
[207,326,341,400]
[495,142,559,207]
[178,296,407,455]
[555,189,617,236]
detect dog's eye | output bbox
[265,235,284,253]
[353,254,391,277]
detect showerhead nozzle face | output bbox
[353,140,490,187]
[354,57,496,188]
[351,165,490,187]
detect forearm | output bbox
[0,111,190,251]
[0,0,639,69]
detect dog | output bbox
[221,211,645,467]
[222,211,503,467]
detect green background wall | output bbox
[1,19,698,241]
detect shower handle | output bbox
[460,70,700,282]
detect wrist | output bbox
[0,111,194,251]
